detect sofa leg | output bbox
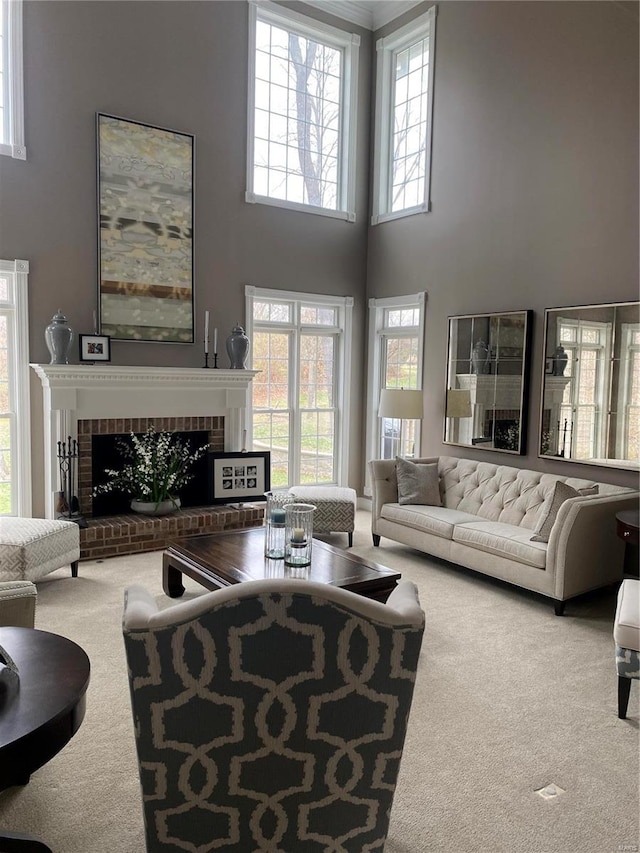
[618,676,632,719]
[71,560,79,578]
[348,533,353,548]
[373,534,380,547]
[554,600,566,616]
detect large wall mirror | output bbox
[539,302,640,470]
[444,310,532,455]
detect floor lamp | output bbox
[378,389,424,458]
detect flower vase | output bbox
[45,310,73,365]
[130,497,181,516]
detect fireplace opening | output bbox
[91,430,211,517]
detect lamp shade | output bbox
[378,389,424,420]
[446,389,472,419]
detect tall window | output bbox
[371,7,436,225]
[245,286,353,488]
[366,294,425,485]
[0,259,31,516]
[246,0,359,220]
[0,0,26,159]
[556,318,611,460]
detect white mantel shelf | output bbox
[30,364,259,518]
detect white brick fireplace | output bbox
[30,365,258,519]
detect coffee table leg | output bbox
[162,561,185,598]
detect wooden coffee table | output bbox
[0,627,90,851]
[163,527,401,602]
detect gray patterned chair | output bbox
[122,578,425,852]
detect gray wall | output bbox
[368,1,639,488]
[0,1,371,512]
[1,1,638,510]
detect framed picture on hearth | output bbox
[209,451,270,504]
[96,112,194,344]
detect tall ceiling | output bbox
[301,1,423,31]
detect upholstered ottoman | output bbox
[0,518,80,582]
[614,578,640,719]
[0,581,37,627]
[289,485,357,547]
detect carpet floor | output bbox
[0,511,638,852]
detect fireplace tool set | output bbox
[56,436,87,527]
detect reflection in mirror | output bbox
[444,311,532,455]
[539,302,640,470]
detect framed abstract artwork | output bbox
[96,113,194,343]
[208,451,271,505]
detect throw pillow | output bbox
[395,457,442,506]
[531,482,598,543]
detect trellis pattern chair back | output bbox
[122,578,425,852]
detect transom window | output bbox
[0,0,26,159]
[372,7,436,224]
[246,0,359,221]
[246,286,353,488]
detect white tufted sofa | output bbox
[369,456,639,614]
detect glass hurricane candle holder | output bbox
[284,503,316,570]
[264,491,294,560]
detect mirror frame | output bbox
[443,309,533,456]
[538,301,640,471]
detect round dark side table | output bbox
[616,509,640,578]
[0,627,90,852]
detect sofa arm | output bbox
[547,492,640,600]
[369,460,398,533]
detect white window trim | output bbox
[616,323,640,459]
[245,0,359,222]
[0,0,26,159]
[364,292,426,495]
[371,6,436,225]
[0,259,31,515]
[245,284,353,485]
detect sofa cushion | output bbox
[396,457,442,507]
[530,482,599,543]
[381,504,480,539]
[452,520,548,569]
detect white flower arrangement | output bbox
[93,427,210,507]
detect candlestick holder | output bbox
[284,503,316,570]
[264,490,294,559]
[213,353,219,368]
[203,352,209,369]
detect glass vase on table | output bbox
[264,491,294,559]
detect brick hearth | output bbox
[80,504,265,561]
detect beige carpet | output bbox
[0,511,638,852]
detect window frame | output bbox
[371,6,436,225]
[365,292,426,494]
[245,284,353,487]
[0,258,31,516]
[245,0,359,222]
[0,0,26,159]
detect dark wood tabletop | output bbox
[163,527,401,602]
[0,627,90,792]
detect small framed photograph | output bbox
[208,451,270,504]
[79,334,111,362]
[545,357,554,374]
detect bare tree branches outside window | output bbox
[253,20,342,210]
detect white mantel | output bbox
[30,364,258,519]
